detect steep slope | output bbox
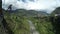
[1,9,30,34]
[50,7,60,34]
[1,8,49,34]
[51,7,60,16]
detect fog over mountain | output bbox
[2,0,60,13]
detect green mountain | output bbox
[0,9,30,34]
[0,8,49,34]
[11,9,49,17]
[1,7,60,34]
[51,7,60,16]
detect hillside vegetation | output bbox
[1,7,60,34]
[29,16,54,34]
[0,10,30,34]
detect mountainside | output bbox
[1,8,50,34]
[51,7,60,16]
[3,9,49,17]
[16,9,48,16]
[1,8,30,34]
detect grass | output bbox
[3,12,30,34]
[29,17,55,34]
[1,11,55,34]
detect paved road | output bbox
[28,20,39,34]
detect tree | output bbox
[1,4,14,34]
[8,4,12,10]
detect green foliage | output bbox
[14,9,49,17]
[1,8,55,34]
[4,12,30,34]
[30,17,54,34]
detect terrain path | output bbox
[28,20,39,34]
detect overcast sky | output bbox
[2,0,60,13]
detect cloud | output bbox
[2,0,60,13]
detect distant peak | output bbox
[22,0,27,3]
[56,7,60,10]
[29,0,35,2]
